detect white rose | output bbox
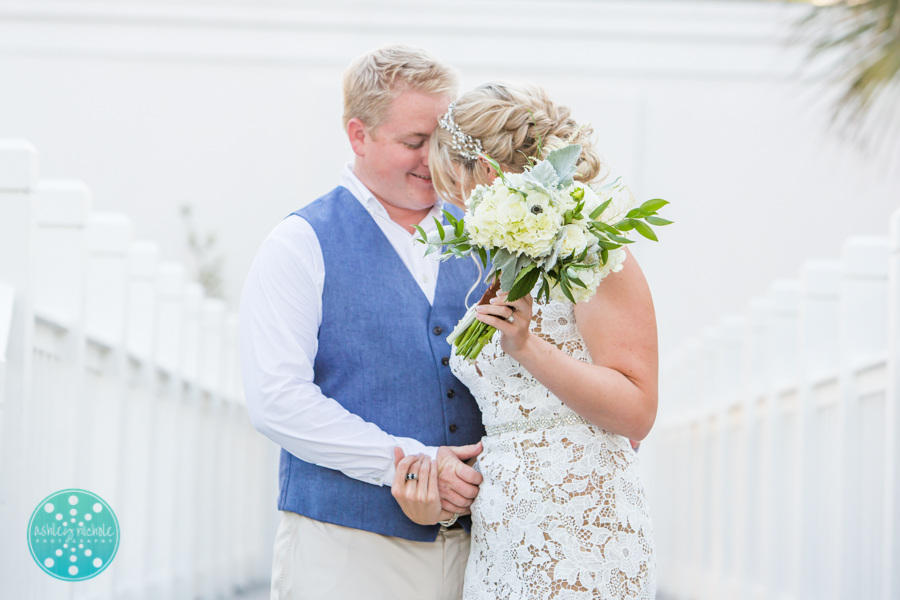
[558,224,589,256]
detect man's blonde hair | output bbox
[342,44,459,133]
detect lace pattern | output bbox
[451,292,656,599]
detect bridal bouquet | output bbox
[416,143,671,361]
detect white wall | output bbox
[0,0,898,357]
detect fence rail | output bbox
[643,210,900,600]
[0,139,276,599]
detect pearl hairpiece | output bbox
[438,102,484,162]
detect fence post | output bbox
[147,262,186,599]
[795,259,841,600]
[717,315,746,600]
[0,139,38,599]
[115,241,160,600]
[885,208,900,600]
[31,180,91,500]
[838,236,890,600]
[743,296,768,600]
[173,282,204,600]
[765,280,800,599]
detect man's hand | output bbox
[436,442,484,514]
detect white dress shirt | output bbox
[239,163,444,487]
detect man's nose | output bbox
[421,140,431,167]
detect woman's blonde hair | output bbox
[430,82,606,206]
[342,44,459,133]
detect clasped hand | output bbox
[391,442,483,526]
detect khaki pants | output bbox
[270,511,471,600]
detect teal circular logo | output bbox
[27,489,119,581]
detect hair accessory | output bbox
[438,103,484,161]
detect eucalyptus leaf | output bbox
[523,160,559,189]
[545,144,582,187]
[493,249,520,291]
[595,175,622,191]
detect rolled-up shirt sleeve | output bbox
[239,215,437,487]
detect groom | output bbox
[239,45,488,599]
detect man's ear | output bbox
[347,117,368,157]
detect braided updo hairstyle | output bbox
[430,82,607,207]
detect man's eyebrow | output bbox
[396,132,430,139]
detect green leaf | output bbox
[539,277,550,304]
[455,218,465,238]
[645,216,673,226]
[615,219,636,231]
[442,209,458,227]
[569,275,587,288]
[507,265,541,302]
[413,224,428,243]
[597,239,621,250]
[633,219,658,241]
[600,248,609,265]
[626,208,641,219]
[433,218,445,241]
[477,246,488,268]
[424,245,438,256]
[589,199,612,220]
[639,199,669,214]
[483,154,505,179]
[606,231,634,244]
[559,279,576,304]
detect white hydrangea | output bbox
[548,247,627,304]
[465,180,563,259]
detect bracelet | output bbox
[438,513,459,528]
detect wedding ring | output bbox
[405,473,418,481]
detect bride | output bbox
[392,82,657,599]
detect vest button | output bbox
[433,326,443,336]
[447,389,455,398]
[441,356,450,366]
[449,424,458,433]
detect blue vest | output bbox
[279,186,487,542]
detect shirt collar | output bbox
[340,162,444,225]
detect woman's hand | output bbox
[391,448,457,525]
[474,292,534,358]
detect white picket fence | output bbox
[0,139,277,599]
[643,208,900,600]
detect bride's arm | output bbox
[474,247,658,441]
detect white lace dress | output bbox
[450,294,656,600]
